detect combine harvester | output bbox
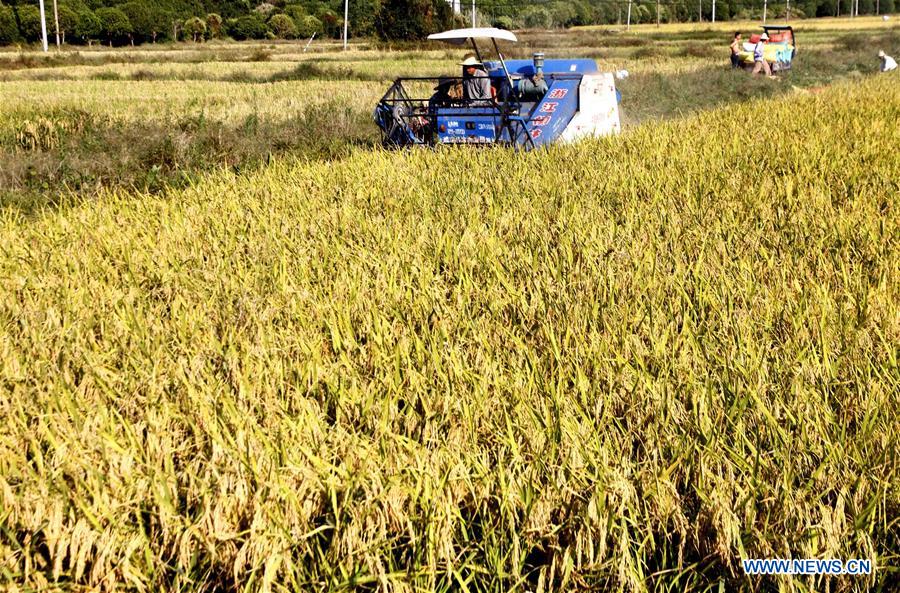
[374,28,621,150]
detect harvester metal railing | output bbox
[375,74,580,149]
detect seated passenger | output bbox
[429,77,462,111]
[460,54,493,105]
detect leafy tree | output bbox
[96,7,132,46]
[121,2,154,43]
[0,6,20,45]
[296,14,322,38]
[227,14,267,39]
[548,2,577,27]
[268,13,298,38]
[348,0,380,37]
[284,4,307,22]
[16,5,43,42]
[254,3,277,17]
[74,9,101,45]
[112,3,173,43]
[492,15,515,30]
[206,13,224,38]
[522,6,552,28]
[375,0,453,40]
[316,8,342,38]
[203,0,252,19]
[183,16,207,41]
[57,5,79,44]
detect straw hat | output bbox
[760,32,769,40]
[878,49,886,57]
[460,55,482,67]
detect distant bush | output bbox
[679,43,715,58]
[601,34,650,47]
[633,45,664,59]
[492,16,516,31]
[268,14,298,39]
[184,17,207,42]
[248,48,272,62]
[839,33,867,52]
[206,13,224,39]
[228,15,268,40]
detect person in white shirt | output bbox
[751,33,773,76]
[878,50,897,72]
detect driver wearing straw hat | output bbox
[460,53,493,104]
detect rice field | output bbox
[1,16,899,593]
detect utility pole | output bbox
[699,0,702,22]
[38,0,48,52]
[342,0,348,50]
[52,0,60,49]
[656,0,661,26]
[712,0,716,22]
[627,0,632,29]
[763,0,767,22]
[471,0,476,27]
[786,0,790,20]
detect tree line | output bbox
[480,0,894,28]
[0,0,895,46]
[0,0,455,46]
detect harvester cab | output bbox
[739,25,797,72]
[373,28,621,150]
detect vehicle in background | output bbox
[735,25,797,73]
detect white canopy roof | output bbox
[427,28,518,45]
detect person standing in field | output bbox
[878,50,898,72]
[751,33,773,77]
[461,54,493,104]
[730,32,743,69]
